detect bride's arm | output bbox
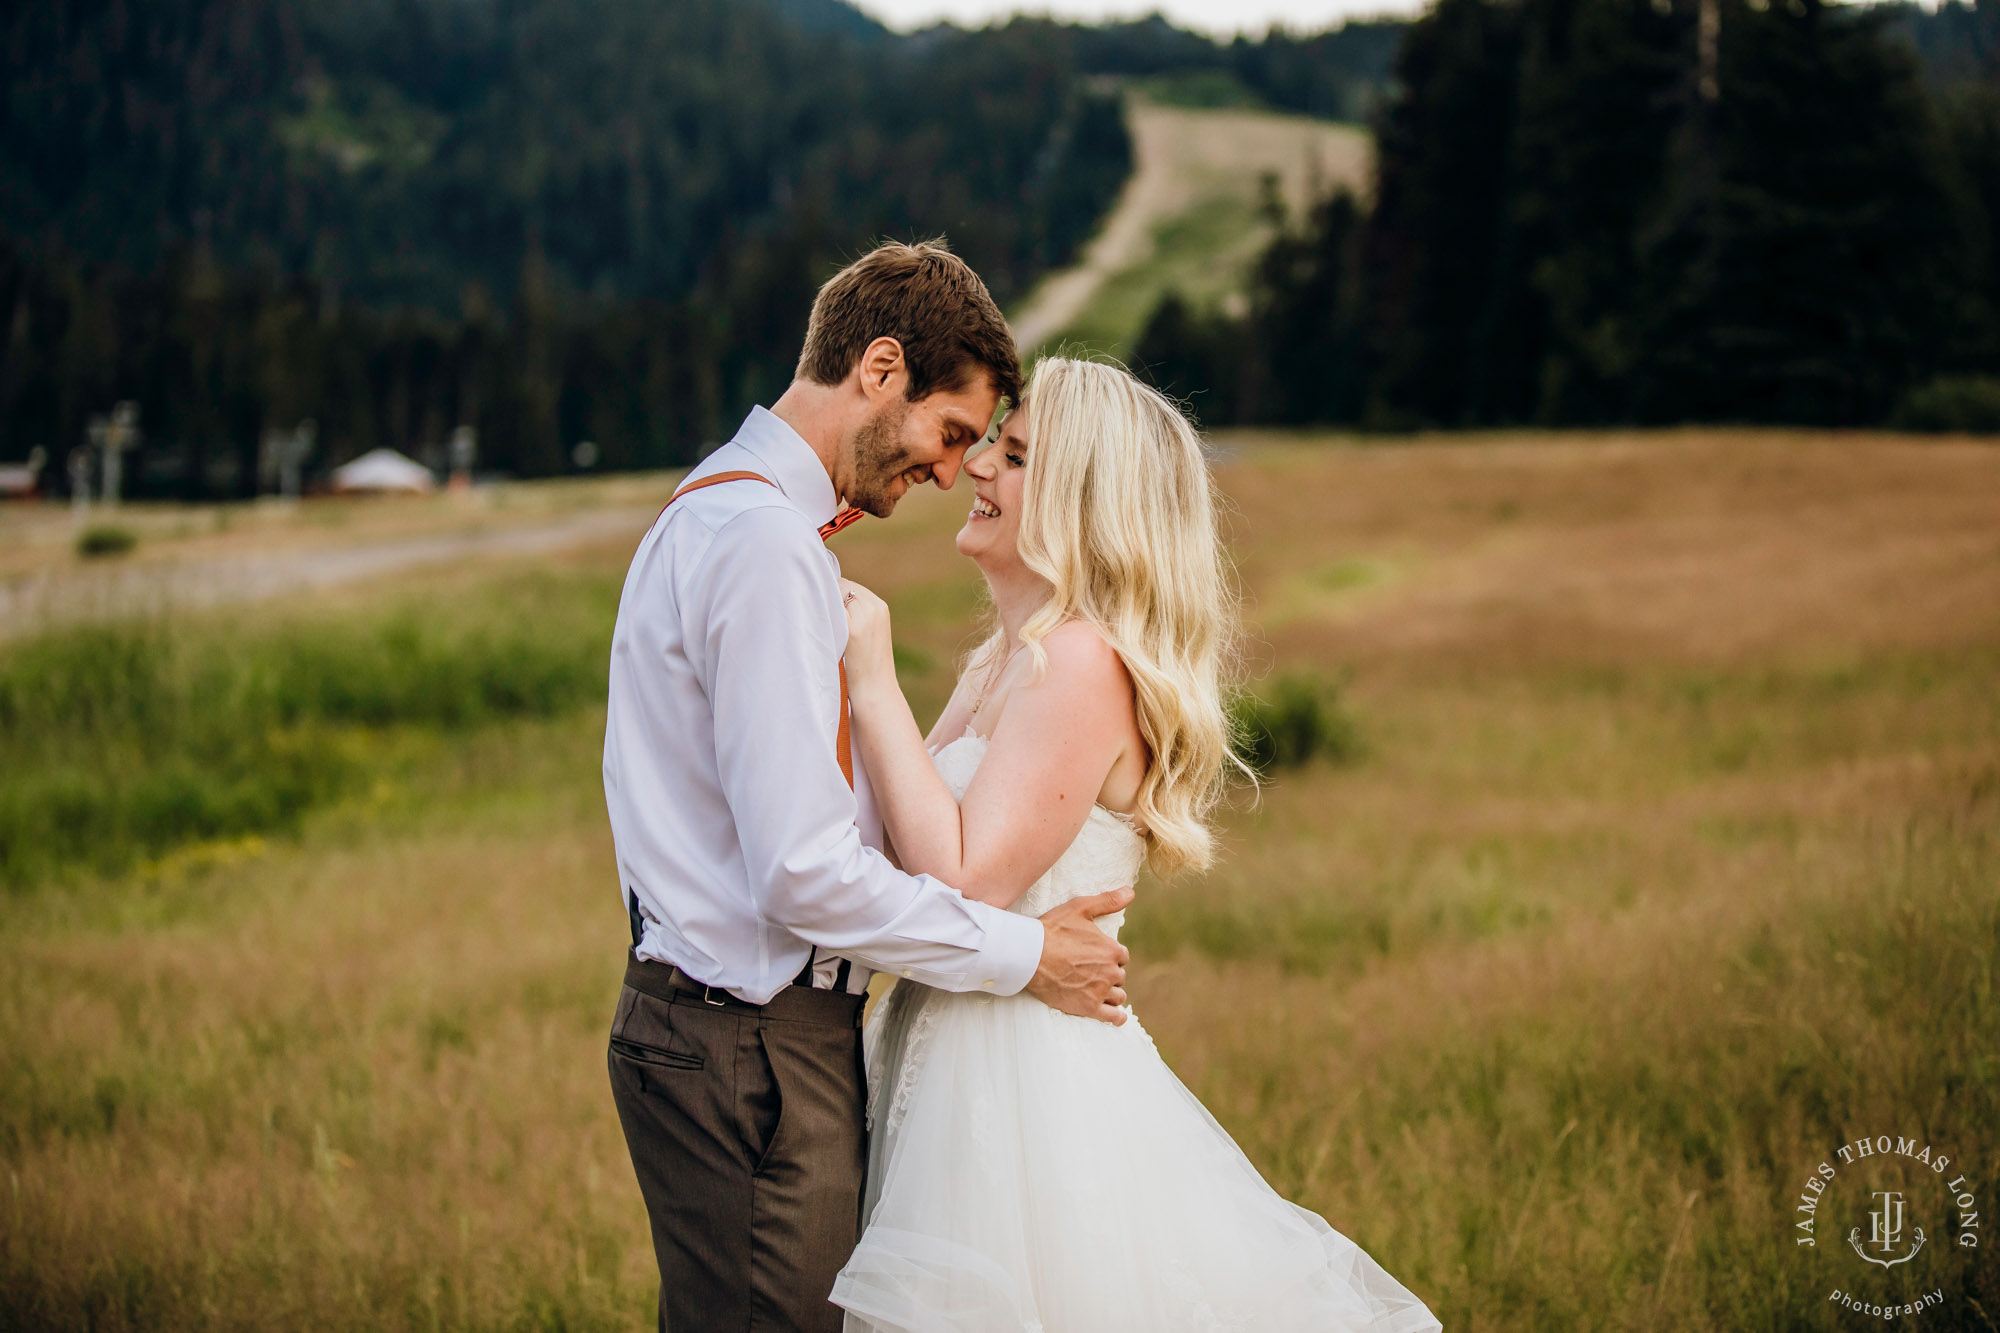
[840,581,1133,909]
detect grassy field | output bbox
[2,429,1998,1330]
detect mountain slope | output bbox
[0,0,1121,311]
[1011,99,1372,359]
[0,0,1134,484]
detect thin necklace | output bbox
[970,639,1026,719]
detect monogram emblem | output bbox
[1848,1190,1926,1269]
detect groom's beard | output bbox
[847,397,922,517]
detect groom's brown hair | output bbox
[796,239,1023,408]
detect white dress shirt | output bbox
[603,405,1044,1004]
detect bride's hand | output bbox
[838,578,897,695]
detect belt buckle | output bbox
[701,985,728,1007]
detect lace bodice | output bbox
[929,729,1146,934]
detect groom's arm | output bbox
[684,505,1044,996]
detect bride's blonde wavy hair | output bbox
[972,356,1247,875]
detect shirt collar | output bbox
[728,405,838,529]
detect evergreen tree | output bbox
[1134,291,1243,426]
[1157,0,2000,431]
[1361,0,1528,427]
[1631,0,1962,423]
[1244,190,1368,424]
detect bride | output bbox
[827,358,1441,1332]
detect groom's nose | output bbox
[928,443,968,491]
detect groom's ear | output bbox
[856,336,909,403]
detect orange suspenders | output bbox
[660,470,857,790]
[641,469,864,988]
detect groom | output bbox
[603,241,1134,1332]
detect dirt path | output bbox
[0,485,670,637]
[1008,100,1372,355]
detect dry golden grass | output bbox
[1,727,645,1328]
[3,429,1996,1330]
[1213,428,2000,670]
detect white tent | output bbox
[0,447,45,498]
[330,447,435,494]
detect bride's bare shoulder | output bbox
[1037,621,1134,705]
[1035,622,1146,803]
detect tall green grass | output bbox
[0,572,620,890]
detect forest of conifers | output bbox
[3,0,1998,495]
[0,0,1396,492]
[1139,0,2000,431]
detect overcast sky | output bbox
[850,0,1425,37]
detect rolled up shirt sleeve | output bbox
[682,504,1043,1002]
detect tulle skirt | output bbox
[830,985,1442,1333]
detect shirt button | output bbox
[901,969,914,979]
[980,979,995,990]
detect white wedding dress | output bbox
[829,730,1443,1333]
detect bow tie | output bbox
[819,507,867,542]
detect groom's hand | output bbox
[1025,887,1135,1025]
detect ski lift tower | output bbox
[448,424,477,493]
[262,420,316,499]
[67,445,92,517]
[99,401,139,506]
[281,420,316,499]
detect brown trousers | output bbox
[608,954,867,1332]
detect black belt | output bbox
[622,953,864,1028]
